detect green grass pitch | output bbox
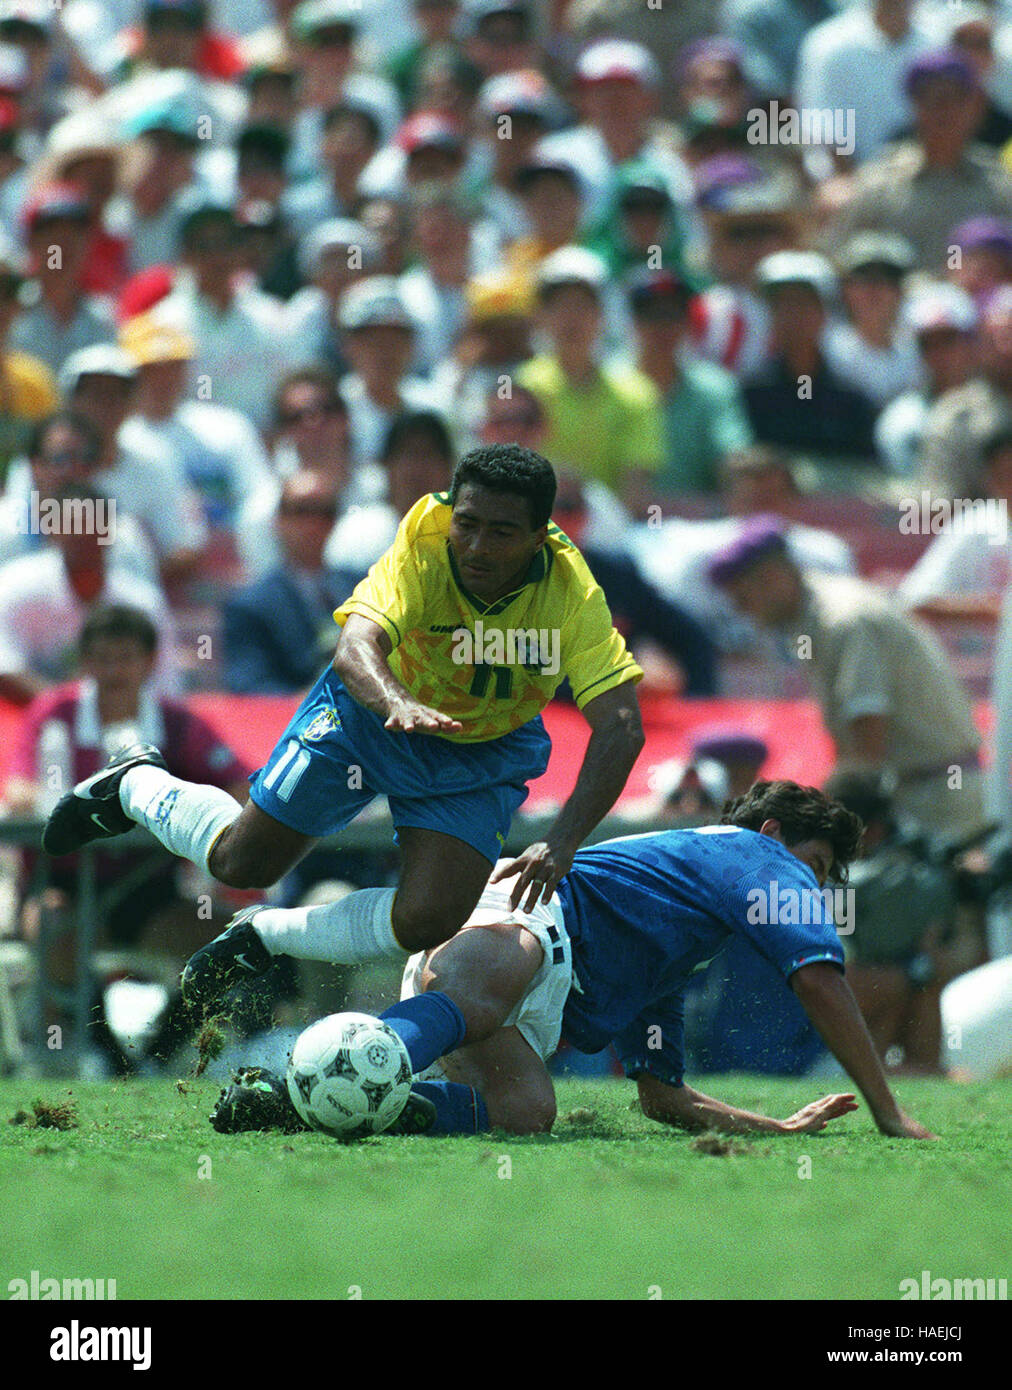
[3,1076,1010,1301]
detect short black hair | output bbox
[450,442,556,529]
[381,409,454,463]
[720,779,864,884]
[272,366,345,424]
[28,410,101,465]
[79,604,159,657]
[237,122,291,169]
[322,101,382,145]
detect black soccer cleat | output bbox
[209,1066,309,1134]
[181,906,272,1017]
[42,742,168,857]
[382,1089,437,1137]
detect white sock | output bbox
[253,887,403,964]
[119,765,242,875]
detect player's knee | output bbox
[392,901,456,953]
[491,1087,556,1136]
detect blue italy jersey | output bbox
[555,826,845,1087]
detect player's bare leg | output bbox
[392,826,506,952]
[439,1027,557,1135]
[206,801,317,888]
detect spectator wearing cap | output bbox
[691,726,769,797]
[10,182,117,375]
[0,478,177,706]
[823,232,923,408]
[428,268,534,442]
[690,156,803,379]
[157,202,301,430]
[285,218,380,376]
[0,233,56,470]
[0,409,156,578]
[472,70,559,242]
[286,1,400,190]
[224,469,362,695]
[720,0,838,100]
[627,267,753,494]
[117,0,243,84]
[795,0,939,174]
[517,246,665,512]
[413,41,484,130]
[506,154,587,280]
[282,99,382,241]
[897,425,1012,626]
[742,251,879,460]
[30,108,131,295]
[236,365,354,582]
[244,57,299,135]
[678,37,754,134]
[464,0,539,80]
[386,1,462,106]
[947,216,1012,306]
[119,313,275,546]
[0,0,61,142]
[117,103,204,275]
[825,48,1012,271]
[708,515,989,843]
[919,285,1012,500]
[399,185,499,376]
[539,37,693,230]
[360,109,469,203]
[337,274,445,475]
[587,162,692,282]
[324,407,457,576]
[57,344,208,584]
[875,282,979,476]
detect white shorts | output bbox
[400,870,574,1075]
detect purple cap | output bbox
[905,48,980,96]
[690,726,769,766]
[707,515,789,587]
[679,37,746,79]
[950,216,1012,256]
[693,153,762,207]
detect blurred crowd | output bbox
[1,0,1012,1082]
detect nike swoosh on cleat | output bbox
[233,954,258,972]
[89,812,115,832]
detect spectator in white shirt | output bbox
[824,231,924,408]
[118,312,276,538]
[795,0,941,174]
[897,426,1012,623]
[875,281,980,475]
[285,217,382,376]
[156,201,301,429]
[0,480,176,706]
[57,344,208,585]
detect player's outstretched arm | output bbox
[334,615,463,735]
[491,681,644,910]
[791,963,935,1139]
[636,1073,859,1136]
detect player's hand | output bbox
[875,1111,937,1140]
[384,699,463,735]
[489,841,574,912]
[779,1092,860,1134]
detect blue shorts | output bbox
[248,667,552,864]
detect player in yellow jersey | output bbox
[43,445,646,994]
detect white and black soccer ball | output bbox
[286,1012,413,1139]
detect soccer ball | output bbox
[286,1012,413,1139]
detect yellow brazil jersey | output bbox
[334,492,643,743]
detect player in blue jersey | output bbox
[212,780,935,1140]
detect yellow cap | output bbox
[465,270,536,323]
[119,313,196,366]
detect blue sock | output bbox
[411,1080,490,1135]
[380,992,467,1074]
